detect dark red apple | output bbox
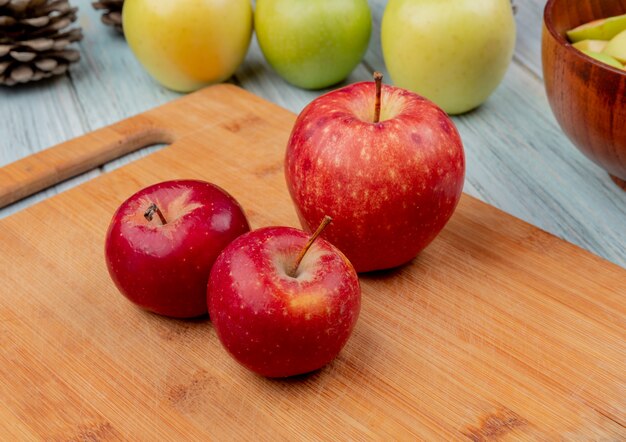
[207,218,361,378]
[285,73,465,272]
[105,179,250,318]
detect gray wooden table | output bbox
[1,0,624,268]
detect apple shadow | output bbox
[259,364,332,385]
[357,255,422,283]
[232,59,267,84]
[136,306,211,325]
[265,369,321,384]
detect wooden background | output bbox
[0,0,625,268]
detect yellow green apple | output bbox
[382,0,516,115]
[254,0,371,90]
[603,29,626,64]
[567,14,626,43]
[581,50,624,69]
[123,0,253,92]
[572,39,608,53]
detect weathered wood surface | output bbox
[0,85,624,440]
[0,0,624,267]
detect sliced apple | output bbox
[581,50,624,69]
[572,39,608,53]
[567,13,626,43]
[603,29,626,63]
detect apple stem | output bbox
[374,71,383,123]
[144,203,167,225]
[289,215,333,278]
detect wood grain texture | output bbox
[0,85,624,440]
[2,0,624,269]
[542,0,626,185]
[0,118,174,208]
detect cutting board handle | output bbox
[0,116,176,209]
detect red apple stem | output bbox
[144,203,167,225]
[374,71,383,123]
[289,215,333,278]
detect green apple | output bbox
[123,0,253,92]
[581,50,624,69]
[603,29,626,64]
[567,14,626,43]
[255,0,371,90]
[382,0,516,115]
[572,39,608,53]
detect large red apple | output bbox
[105,179,250,318]
[207,218,361,378]
[285,74,465,272]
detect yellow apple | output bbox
[123,0,253,92]
[381,0,516,115]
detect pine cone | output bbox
[92,0,123,33]
[0,0,82,86]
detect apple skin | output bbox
[208,226,361,378]
[105,180,250,318]
[285,81,465,273]
[381,0,516,115]
[123,0,253,92]
[567,14,626,43]
[254,0,371,90]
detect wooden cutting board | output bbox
[0,85,624,440]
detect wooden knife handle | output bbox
[0,116,175,209]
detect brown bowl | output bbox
[542,0,626,190]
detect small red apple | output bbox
[207,217,361,378]
[285,73,465,272]
[105,179,250,318]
